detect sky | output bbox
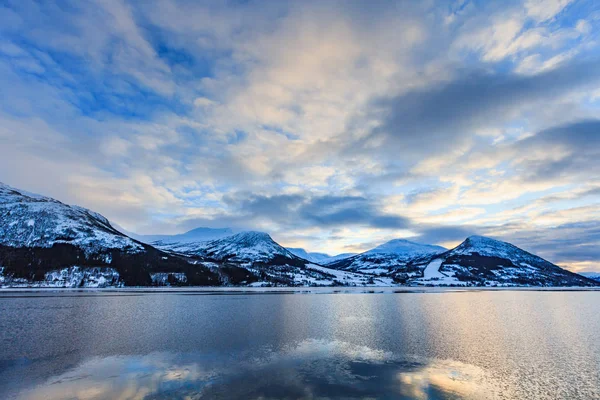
[0,0,599,271]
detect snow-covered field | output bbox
[413,259,465,286]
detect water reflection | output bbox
[3,291,600,399]
[16,340,501,399]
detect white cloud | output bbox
[0,0,598,267]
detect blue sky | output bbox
[0,0,599,271]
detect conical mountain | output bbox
[327,238,446,273]
[412,235,596,286]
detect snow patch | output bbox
[0,266,121,288]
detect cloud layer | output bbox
[0,0,599,270]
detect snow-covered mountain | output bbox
[0,183,143,254]
[155,231,391,286]
[286,248,332,264]
[323,252,358,264]
[1,183,595,288]
[327,238,446,274]
[406,236,597,286]
[0,184,387,288]
[156,231,294,262]
[0,183,220,287]
[286,248,360,265]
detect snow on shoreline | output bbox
[0,266,122,288]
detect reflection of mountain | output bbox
[3,290,599,398]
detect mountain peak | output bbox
[0,182,54,203]
[424,234,597,286]
[367,238,446,255]
[465,235,500,244]
[185,227,233,235]
[460,235,514,251]
[191,230,300,263]
[228,231,274,243]
[0,182,142,253]
[454,235,534,260]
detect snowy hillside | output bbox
[322,252,358,264]
[410,236,597,286]
[0,183,391,288]
[157,231,297,262]
[202,231,300,262]
[0,183,142,254]
[1,183,595,288]
[155,231,392,286]
[327,238,446,274]
[0,183,221,287]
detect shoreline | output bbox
[2,285,600,296]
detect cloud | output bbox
[0,0,598,268]
[489,219,600,271]
[225,193,411,230]
[414,225,478,245]
[353,58,600,163]
[513,119,600,182]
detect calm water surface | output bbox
[0,289,599,399]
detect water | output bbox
[1,288,599,399]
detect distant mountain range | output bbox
[0,183,596,288]
[125,227,234,246]
[286,248,357,264]
[580,272,600,282]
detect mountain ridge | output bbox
[403,235,597,286]
[125,227,234,245]
[0,183,596,287]
[326,238,447,274]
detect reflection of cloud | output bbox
[16,341,506,399]
[17,353,217,400]
[397,360,492,399]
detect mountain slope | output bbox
[157,231,296,262]
[410,236,597,286]
[322,252,358,264]
[327,238,446,274]
[0,184,387,288]
[0,183,143,254]
[156,231,391,286]
[0,183,220,287]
